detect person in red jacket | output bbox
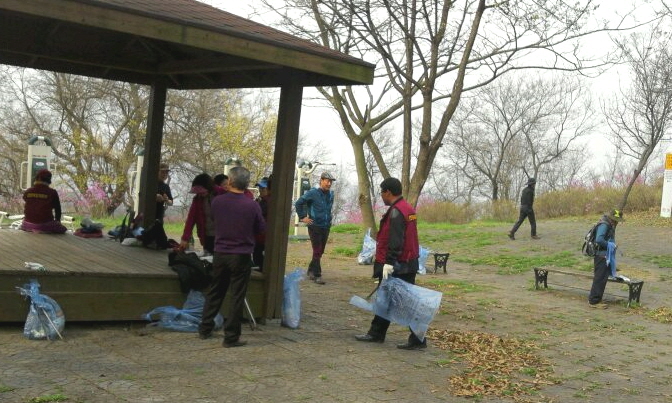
[179,173,223,254]
[21,169,67,234]
[355,177,424,350]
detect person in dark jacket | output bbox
[355,177,424,350]
[156,163,173,222]
[508,177,539,240]
[294,171,336,285]
[588,209,623,309]
[253,176,271,271]
[198,166,265,347]
[21,169,67,234]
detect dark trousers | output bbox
[368,272,424,344]
[510,207,537,236]
[589,255,609,304]
[253,242,265,272]
[203,236,215,254]
[199,253,252,344]
[307,226,330,277]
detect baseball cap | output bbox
[320,172,336,181]
[36,169,52,184]
[255,177,269,188]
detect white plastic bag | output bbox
[357,228,376,265]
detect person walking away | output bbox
[355,177,425,350]
[156,163,173,222]
[178,173,223,255]
[198,166,265,347]
[508,177,539,240]
[21,169,67,234]
[253,176,271,271]
[588,209,624,309]
[294,171,336,285]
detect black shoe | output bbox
[396,340,427,350]
[355,334,384,343]
[508,232,515,240]
[223,340,247,348]
[313,276,326,285]
[198,332,213,340]
[307,271,315,281]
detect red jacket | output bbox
[181,186,224,245]
[375,197,419,274]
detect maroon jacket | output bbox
[23,183,62,223]
[375,197,419,274]
[181,186,224,245]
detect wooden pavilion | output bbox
[0,0,374,322]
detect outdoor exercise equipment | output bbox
[20,136,54,190]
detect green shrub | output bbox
[417,201,478,224]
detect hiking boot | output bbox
[508,232,515,240]
[223,340,247,348]
[355,334,385,343]
[313,276,326,285]
[531,235,540,240]
[396,340,427,350]
[307,271,315,281]
[198,332,213,340]
[589,302,608,309]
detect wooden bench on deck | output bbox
[533,267,644,307]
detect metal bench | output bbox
[533,267,644,307]
[431,253,451,274]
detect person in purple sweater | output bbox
[198,166,265,348]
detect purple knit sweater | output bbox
[211,192,265,254]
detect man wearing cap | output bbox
[294,171,336,284]
[253,176,271,271]
[21,169,67,234]
[156,163,173,222]
[508,177,539,240]
[588,209,624,309]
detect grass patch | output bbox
[330,223,362,234]
[453,251,579,275]
[0,385,15,393]
[332,246,359,257]
[29,394,69,403]
[639,255,672,269]
[422,279,488,296]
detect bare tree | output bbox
[450,74,593,201]
[603,23,672,209]
[259,0,647,233]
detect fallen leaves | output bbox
[427,329,556,401]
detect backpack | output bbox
[168,251,213,293]
[108,209,136,242]
[582,220,610,257]
[140,220,169,250]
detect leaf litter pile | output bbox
[427,329,556,401]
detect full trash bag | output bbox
[17,279,65,340]
[282,268,304,328]
[349,277,442,341]
[143,290,222,332]
[418,246,431,275]
[357,228,377,265]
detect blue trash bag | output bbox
[17,279,65,340]
[282,268,304,328]
[143,290,222,332]
[417,246,431,275]
[350,277,442,341]
[357,228,377,265]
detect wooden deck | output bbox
[0,228,264,322]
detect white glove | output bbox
[382,264,394,280]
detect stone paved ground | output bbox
[1,219,672,402]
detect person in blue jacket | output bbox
[588,209,624,309]
[294,172,336,285]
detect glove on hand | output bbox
[382,264,394,280]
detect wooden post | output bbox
[138,81,167,228]
[263,81,303,319]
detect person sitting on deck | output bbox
[20,169,67,234]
